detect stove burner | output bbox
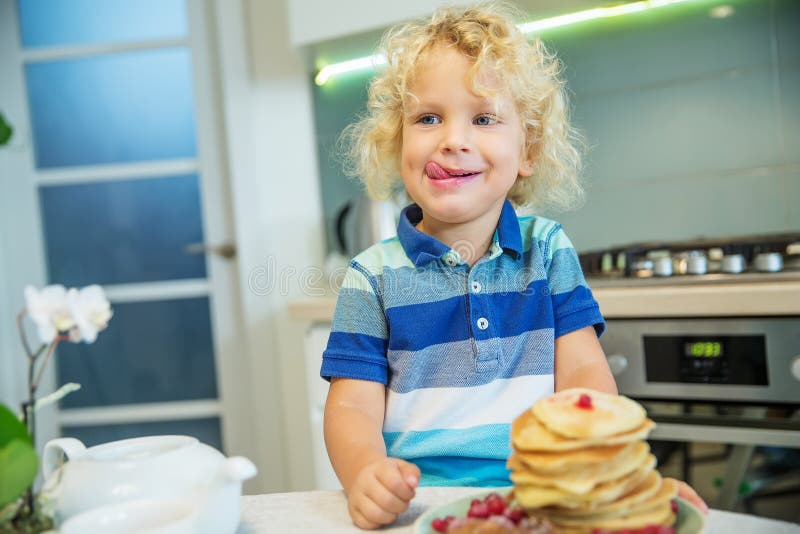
[580,232,800,281]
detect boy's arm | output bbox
[324,377,389,488]
[324,377,420,530]
[554,325,617,394]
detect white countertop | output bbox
[238,487,800,533]
[288,275,800,322]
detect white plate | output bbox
[414,489,705,533]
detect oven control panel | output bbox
[642,335,767,385]
[600,318,800,403]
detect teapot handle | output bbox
[43,438,86,480]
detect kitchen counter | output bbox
[238,487,800,533]
[288,274,800,322]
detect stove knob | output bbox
[607,354,628,376]
[792,356,800,382]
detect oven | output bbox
[581,232,800,512]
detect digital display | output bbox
[684,340,723,358]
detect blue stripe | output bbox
[386,331,554,393]
[385,294,472,350]
[548,247,587,295]
[322,331,388,382]
[415,458,511,487]
[551,286,606,337]
[384,425,513,486]
[385,281,553,352]
[330,288,388,338]
[384,424,511,460]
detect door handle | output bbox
[185,242,237,259]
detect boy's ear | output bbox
[518,155,535,177]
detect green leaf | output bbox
[0,439,38,509]
[0,112,12,146]
[0,404,31,449]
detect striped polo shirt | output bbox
[321,199,605,486]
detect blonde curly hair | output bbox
[341,1,585,212]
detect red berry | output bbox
[670,499,679,514]
[590,530,614,534]
[471,499,482,507]
[431,517,447,532]
[488,498,506,515]
[504,507,525,524]
[617,529,635,534]
[576,393,593,409]
[468,501,490,519]
[641,526,660,534]
[444,515,455,524]
[656,527,676,534]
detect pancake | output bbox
[532,388,646,439]
[513,454,656,509]
[507,442,650,494]
[544,476,678,524]
[511,442,632,474]
[507,389,678,533]
[511,407,655,452]
[541,469,663,517]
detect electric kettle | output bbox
[335,195,399,258]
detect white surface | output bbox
[238,487,800,533]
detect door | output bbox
[0,0,252,460]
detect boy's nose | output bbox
[439,122,471,153]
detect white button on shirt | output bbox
[471,281,482,293]
[476,317,489,330]
[444,252,459,266]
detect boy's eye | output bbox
[474,114,497,126]
[418,114,441,125]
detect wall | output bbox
[312,0,800,254]
[287,0,605,47]
[214,0,324,491]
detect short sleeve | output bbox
[320,261,390,383]
[544,226,606,339]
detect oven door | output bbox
[601,317,800,404]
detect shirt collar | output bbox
[397,199,523,267]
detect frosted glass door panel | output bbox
[39,175,206,286]
[57,297,217,408]
[25,48,196,168]
[18,0,187,48]
[62,418,222,451]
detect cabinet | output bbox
[303,324,341,489]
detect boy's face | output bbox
[400,45,533,230]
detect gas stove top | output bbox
[580,232,800,285]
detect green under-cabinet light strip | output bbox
[315,0,704,85]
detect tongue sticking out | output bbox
[425,161,453,180]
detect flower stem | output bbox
[17,311,34,358]
[23,354,37,516]
[31,337,64,395]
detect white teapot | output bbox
[41,435,257,533]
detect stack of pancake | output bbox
[508,388,677,534]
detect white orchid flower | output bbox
[24,285,75,344]
[66,285,113,343]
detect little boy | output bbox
[320,3,705,529]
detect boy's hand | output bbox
[669,478,709,515]
[346,457,421,530]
